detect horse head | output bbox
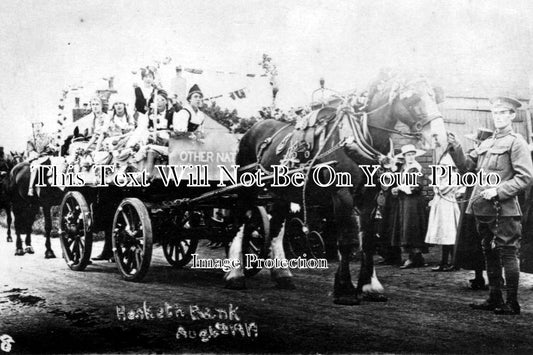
[366,70,448,155]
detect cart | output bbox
[57,116,272,281]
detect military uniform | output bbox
[449,96,533,315]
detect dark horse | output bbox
[8,159,63,257]
[0,154,17,242]
[225,70,448,304]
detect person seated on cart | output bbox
[98,94,135,152]
[172,84,206,137]
[75,96,107,140]
[117,89,176,163]
[27,121,57,196]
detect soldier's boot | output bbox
[470,289,504,311]
[495,288,520,315]
[495,247,520,315]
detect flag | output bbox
[235,89,246,99]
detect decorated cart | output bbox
[57,115,273,281]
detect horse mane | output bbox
[366,68,425,107]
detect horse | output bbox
[8,158,63,258]
[224,70,448,305]
[0,155,15,242]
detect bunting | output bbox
[204,88,249,102]
[182,66,267,78]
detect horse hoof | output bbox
[6,237,12,243]
[362,292,388,302]
[274,277,296,290]
[15,249,25,256]
[45,250,56,259]
[333,294,361,306]
[25,246,35,254]
[225,278,246,290]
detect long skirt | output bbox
[425,195,460,245]
[391,193,428,249]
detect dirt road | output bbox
[2,228,533,354]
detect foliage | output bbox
[201,99,310,135]
[201,101,256,134]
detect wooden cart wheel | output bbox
[284,217,309,259]
[162,238,199,268]
[59,191,93,271]
[243,206,270,277]
[308,230,326,259]
[112,198,153,282]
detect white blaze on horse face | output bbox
[415,90,447,151]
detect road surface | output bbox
[1,227,533,354]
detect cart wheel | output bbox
[112,198,153,281]
[59,191,93,271]
[163,238,199,268]
[308,231,326,259]
[243,206,270,277]
[284,217,309,259]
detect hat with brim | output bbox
[187,84,203,100]
[489,96,521,111]
[396,144,425,158]
[465,127,493,143]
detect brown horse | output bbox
[8,160,61,258]
[225,70,448,305]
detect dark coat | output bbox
[453,186,485,270]
[390,164,428,249]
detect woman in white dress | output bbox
[425,153,462,271]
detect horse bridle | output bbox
[364,78,443,139]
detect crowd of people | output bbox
[17,66,533,316]
[379,96,532,316]
[24,66,208,195]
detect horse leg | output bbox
[332,191,360,305]
[24,227,34,254]
[357,206,386,302]
[43,205,56,259]
[13,206,25,255]
[269,202,295,289]
[14,232,24,256]
[6,207,12,242]
[224,224,246,289]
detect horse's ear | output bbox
[433,86,445,104]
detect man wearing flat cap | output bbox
[448,96,533,315]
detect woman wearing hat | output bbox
[425,153,462,271]
[173,84,206,135]
[390,144,428,269]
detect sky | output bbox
[0,0,532,150]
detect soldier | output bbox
[448,96,533,315]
